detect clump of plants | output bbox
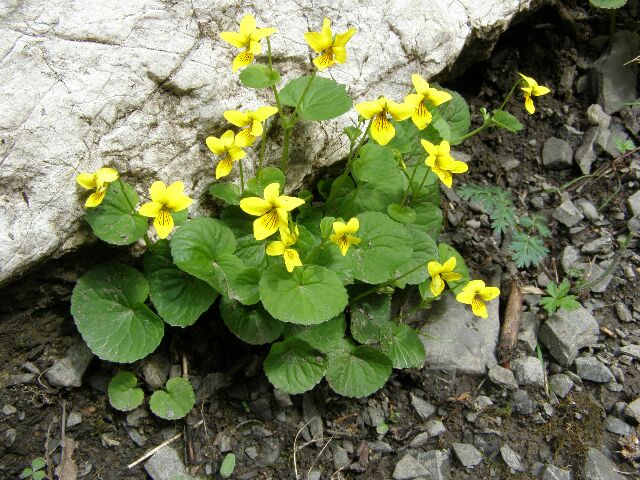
[71,14,549,408]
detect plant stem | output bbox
[410,168,431,206]
[117,178,136,211]
[349,263,426,305]
[143,233,153,248]
[290,70,317,124]
[343,118,373,176]
[238,158,245,193]
[400,160,420,206]
[258,119,268,174]
[280,127,292,173]
[456,122,489,142]
[499,78,521,111]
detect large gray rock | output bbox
[452,443,483,468]
[45,338,94,387]
[593,31,639,114]
[539,307,599,367]
[511,356,545,387]
[542,137,573,169]
[575,357,614,383]
[420,287,500,375]
[144,446,190,480]
[583,448,626,480]
[393,450,450,480]
[0,0,547,286]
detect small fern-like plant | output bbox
[458,184,550,268]
[540,279,581,313]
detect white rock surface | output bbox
[0,0,544,285]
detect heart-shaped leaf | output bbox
[379,323,426,369]
[239,64,281,88]
[326,346,393,398]
[108,371,144,411]
[263,338,326,394]
[149,377,195,420]
[279,75,352,121]
[221,298,284,345]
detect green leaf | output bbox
[71,263,164,362]
[220,298,284,345]
[31,459,46,472]
[220,205,253,237]
[320,216,336,239]
[144,240,217,327]
[387,204,416,224]
[108,371,144,411]
[437,89,470,144]
[32,473,46,480]
[352,144,398,184]
[284,314,346,353]
[589,0,627,8]
[305,243,354,284]
[149,377,195,420]
[234,234,266,269]
[344,126,362,143]
[413,201,443,238]
[510,233,548,268]
[259,265,348,324]
[326,346,393,397]
[556,279,571,297]
[84,180,148,245]
[208,182,241,205]
[220,453,236,479]
[239,64,281,88]
[409,164,440,205]
[263,338,327,394]
[393,224,438,287]
[170,218,236,291]
[19,469,33,480]
[519,214,551,238]
[490,110,523,133]
[379,323,426,369]
[458,184,516,235]
[245,167,285,196]
[350,293,391,344]
[351,212,413,284]
[386,120,425,158]
[279,75,352,121]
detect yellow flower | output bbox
[404,74,452,130]
[138,181,193,239]
[239,182,305,240]
[421,139,468,188]
[266,226,302,272]
[76,167,119,208]
[206,130,247,179]
[220,14,277,72]
[224,106,279,147]
[427,256,462,297]
[455,280,500,319]
[330,218,361,256]
[518,72,550,114]
[304,18,356,71]
[354,97,414,145]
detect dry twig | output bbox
[498,283,523,365]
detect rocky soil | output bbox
[1,2,640,480]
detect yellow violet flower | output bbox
[266,226,302,272]
[224,106,279,147]
[421,139,468,188]
[427,256,462,297]
[139,181,193,239]
[354,97,414,145]
[76,167,119,208]
[239,182,305,240]
[304,17,356,71]
[220,14,277,72]
[404,74,452,130]
[206,130,247,179]
[518,72,550,114]
[455,280,500,319]
[330,217,361,256]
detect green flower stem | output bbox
[238,158,245,193]
[280,126,292,173]
[290,70,317,125]
[400,160,420,206]
[410,168,431,206]
[266,37,288,175]
[344,118,373,176]
[143,233,153,248]
[349,263,426,305]
[498,78,521,111]
[258,118,269,174]
[117,177,136,212]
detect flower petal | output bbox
[240,197,272,216]
[206,136,226,155]
[442,256,457,272]
[220,31,247,49]
[346,217,359,233]
[430,274,445,297]
[154,209,175,239]
[347,235,361,246]
[518,72,536,88]
[431,164,453,188]
[455,289,475,305]
[332,221,348,236]
[442,272,462,282]
[334,28,356,47]
[411,73,430,94]
[471,297,488,318]
[263,182,280,203]
[386,100,414,121]
[248,40,262,55]
[216,157,234,179]
[224,110,251,127]
[427,261,443,278]
[139,201,163,217]
[411,100,432,130]
[439,140,450,155]
[166,193,192,213]
[479,286,500,302]
[220,129,236,147]
[304,31,331,53]
[532,85,550,96]
[283,249,302,272]
[85,189,106,208]
[253,27,277,40]
[371,113,395,145]
[420,139,438,156]
[266,240,286,256]
[336,235,350,256]
[232,51,254,71]
[524,94,535,114]
[149,181,167,204]
[274,195,305,211]
[96,167,119,184]
[313,52,334,71]
[424,87,452,106]
[253,211,280,240]
[228,147,246,161]
[239,14,256,38]
[76,173,96,190]
[250,119,264,137]
[354,99,384,119]
[235,128,256,147]
[253,106,279,122]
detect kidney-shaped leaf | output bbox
[71,262,164,363]
[379,322,426,369]
[279,75,352,121]
[221,297,284,345]
[149,377,195,420]
[326,346,393,398]
[263,338,327,394]
[108,371,144,411]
